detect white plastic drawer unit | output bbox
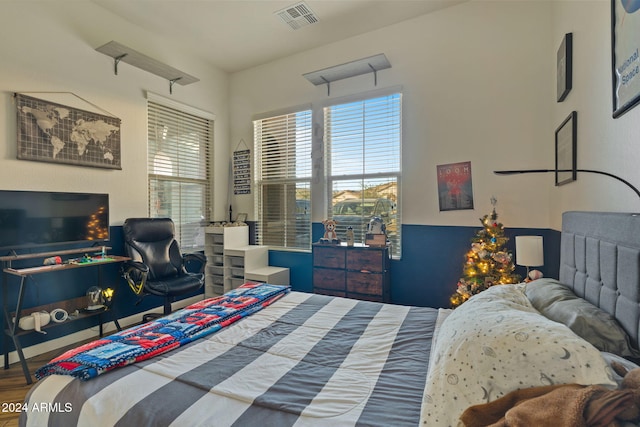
[209,266,224,276]
[230,278,245,289]
[230,268,244,278]
[228,256,244,267]
[208,275,224,285]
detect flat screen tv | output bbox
[0,190,109,251]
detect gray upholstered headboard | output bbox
[559,211,640,349]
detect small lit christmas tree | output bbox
[450,197,521,308]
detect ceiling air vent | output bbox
[275,1,319,30]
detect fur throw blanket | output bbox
[460,383,634,427]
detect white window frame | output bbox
[323,88,402,258]
[253,105,313,251]
[146,92,214,251]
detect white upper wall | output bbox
[230,0,640,231]
[549,0,640,230]
[0,1,230,224]
[230,0,555,228]
[0,1,636,231]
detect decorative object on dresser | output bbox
[364,216,387,247]
[312,243,390,302]
[345,226,355,246]
[320,219,340,243]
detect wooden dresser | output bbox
[312,243,390,302]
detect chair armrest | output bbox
[183,252,206,274]
[124,260,150,273]
[121,260,150,295]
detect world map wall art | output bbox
[15,93,122,169]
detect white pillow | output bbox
[421,284,616,427]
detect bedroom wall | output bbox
[229,0,557,306]
[0,1,230,361]
[2,0,625,358]
[0,1,231,224]
[230,0,554,229]
[549,1,640,229]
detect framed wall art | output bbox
[436,161,474,211]
[557,32,573,102]
[233,143,251,195]
[555,111,577,186]
[611,0,640,118]
[15,93,121,169]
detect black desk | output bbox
[1,248,129,384]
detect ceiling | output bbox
[92,0,466,73]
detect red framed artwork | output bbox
[437,161,474,211]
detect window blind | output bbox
[254,110,312,250]
[325,93,402,257]
[147,100,213,251]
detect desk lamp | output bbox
[515,236,544,280]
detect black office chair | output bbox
[122,218,206,321]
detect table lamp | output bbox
[515,235,544,280]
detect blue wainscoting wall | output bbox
[267,222,561,309]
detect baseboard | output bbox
[5,295,203,366]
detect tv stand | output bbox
[1,247,130,384]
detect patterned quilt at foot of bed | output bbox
[34,282,290,381]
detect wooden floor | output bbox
[0,341,88,427]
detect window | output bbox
[147,95,213,251]
[254,109,312,250]
[325,93,402,257]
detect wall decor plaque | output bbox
[233,148,251,195]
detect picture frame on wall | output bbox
[15,93,122,169]
[557,32,573,102]
[555,111,577,186]
[436,161,474,211]
[611,0,640,117]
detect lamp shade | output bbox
[515,236,544,267]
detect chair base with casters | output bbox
[122,218,206,323]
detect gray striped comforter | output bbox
[21,292,441,427]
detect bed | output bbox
[19,211,640,426]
